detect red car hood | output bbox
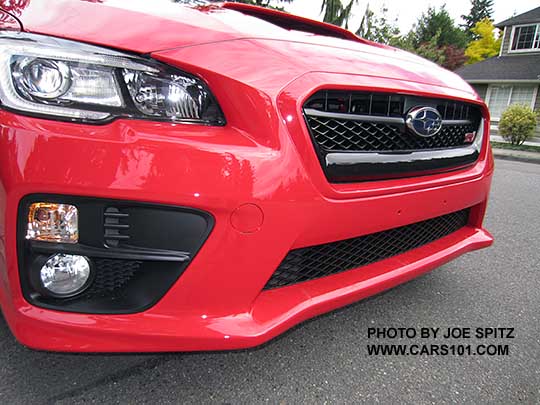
[1,0,475,96]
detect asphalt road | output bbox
[1,159,539,404]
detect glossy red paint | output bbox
[2,0,372,53]
[0,0,493,352]
[221,2,374,45]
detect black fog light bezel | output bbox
[17,194,214,314]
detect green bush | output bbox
[498,104,538,146]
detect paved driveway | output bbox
[1,159,539,404]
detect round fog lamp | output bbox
[40,254,91,297]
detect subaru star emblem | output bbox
[406,107,443,138]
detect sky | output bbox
[282,0,538,33]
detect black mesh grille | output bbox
[307,116,476,152]
[84,259,142,298]
[303,90,481,153]
[264,209,470,289]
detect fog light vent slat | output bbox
[104,211,129,218]
[104,207,130,247]
[103,223,130,229]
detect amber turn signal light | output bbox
[26,202,78,243]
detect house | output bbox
[456,6,540,136]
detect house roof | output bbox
[455,54,540,82]
[495,6,540,28]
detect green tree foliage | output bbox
[356,5,400,45]
[321,0,358,28]
[461,0,494,38]
[499,105,539,145]
[393,31,447,66]
[465,18,501,64]
[414,6,468,49]
[391,6,468,71]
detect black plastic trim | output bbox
[30,241,191,262]
[17,194,214,314]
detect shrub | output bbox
[498,104,538,146]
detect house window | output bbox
[511,24,540,51]
[486,85,537,119]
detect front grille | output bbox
[304,90,481,154]
[306,116,477,152]
[302,90,483,182]
[264,209,470,289]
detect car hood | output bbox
[2,0,367,53]
[1,0,475,96]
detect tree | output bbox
[321,0,358,28]
[443,45,468,70]
[394,31,447,66]
[461,0,494,38]
[414,6,468,49]
[392,6,469,71]
[356,5,400,45]
[465,18,501,64]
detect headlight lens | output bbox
[13,58,72,99]
[0,32,225,124]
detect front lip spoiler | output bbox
[326,145,480,182]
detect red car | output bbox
[0,0,493,352]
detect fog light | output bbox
[40,254,91,297]
[26,202,78,243]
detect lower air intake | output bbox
[264,209,470,289]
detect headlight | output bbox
[0,32,225,124]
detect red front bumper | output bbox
[0,73,494,352]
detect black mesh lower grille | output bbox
[84,259,142,298]
[264,209,470,289]
[306,115,476,152]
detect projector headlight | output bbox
[0,32,224,124]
